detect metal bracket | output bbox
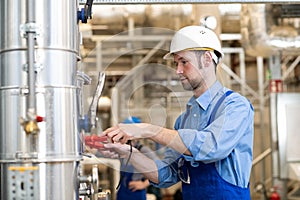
[20,23,41,38]
[78,0,94,23]
[77,71,92,85]
[23,63,43,73]
[15,152,38,160]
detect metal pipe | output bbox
[27,0,35,21]
[110,87,119,126]
[257,56,266,192]
[136,40,165,67]
[282,56,300,81]
[241,4,300,57]
[26,0,37,115]
[89,72,106,130]
[96,41,102,72]
[252,148,272,166]
[220,63,260,100]
[27,33,36,112]
[239,49,246,95]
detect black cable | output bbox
[116,140,133,190]
[86,0,93,19]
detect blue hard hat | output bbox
[122,116,141,124]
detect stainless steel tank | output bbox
[0,0,81,199]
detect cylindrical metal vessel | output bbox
[0,0,81,199]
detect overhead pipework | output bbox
[241,4,300,57]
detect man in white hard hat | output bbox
[89,26,254,199]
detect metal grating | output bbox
[8,166,39,200]
[280,4,300,18]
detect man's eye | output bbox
[173,60,188,68]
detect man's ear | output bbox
[203,51,213,67]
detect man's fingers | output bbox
[102,126,119,135]
[119,135,133,144]
[128,182,138,192]
[107,129,120,142]
[99,149,119,158]
[103,143,127,152]
[103,143,120,149]
[112,134,126,143]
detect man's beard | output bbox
[180,77,200,91]
[181,81,193,91]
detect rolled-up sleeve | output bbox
[150,148,181,188]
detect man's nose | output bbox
[176,64,183,74]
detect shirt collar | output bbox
[194,81,223,110]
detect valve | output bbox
[77,0,94,23]
[23,120,40,135]
[78,165,101,200]
[20,115,44,135]
[270,186,280,200]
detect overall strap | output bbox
[208,90,233,125]
[180,105,191,129]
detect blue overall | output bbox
[179,90,251,200]
[117,165,147,200]
[181,160,250,199]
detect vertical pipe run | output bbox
[96,41,102,72]
[26,0,37,114]
[257,56,266,198]
[269,55,287,199]
[111,87,119,126]
[239,49,246,95]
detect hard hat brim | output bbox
[163,52,173,60]
[163,49,224,61]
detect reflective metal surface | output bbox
[0,0,81,199]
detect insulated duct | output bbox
[241,4,300,57]
[90,4,194,31]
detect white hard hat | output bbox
[164,26,224,63]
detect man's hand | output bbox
[101,123,163,144]
[103,143,138,159]
[128,180,150,192]
[84,137,138,159]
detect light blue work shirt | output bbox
[152,81,254,188]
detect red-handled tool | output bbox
[84,134,107,149]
